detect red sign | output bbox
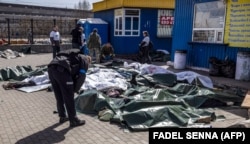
[160,16,174,25]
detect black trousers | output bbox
[48,65,76,121]
[140,46,151,64]
[72,43,81,49]
[52,45,60,58]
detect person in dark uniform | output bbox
[71,24,82,49]
[47,49,91,127]
[100,42,115,63]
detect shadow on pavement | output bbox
[15,123,73,144]
[218,106,249,118]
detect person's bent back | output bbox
[100,43,115,63]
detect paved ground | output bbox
[0,53,249,144]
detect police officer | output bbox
[48,49,91,127]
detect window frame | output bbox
[192,1,226,43]
[157,9,174,38]
[114,8,140,37]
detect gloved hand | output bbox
[105,55,111,60]
[77,89,84,95]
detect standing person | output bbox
[48,49,91,127]
[139,31,151,64]
[49,27,55,44]
[50,25,61,58]
[87,28,101,63]
[79,27,88,55]
[27,29,32,44]
[71,24,82,49]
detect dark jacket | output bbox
[48,49,89,92]
[101,45,114,56]
[71,27,82,45]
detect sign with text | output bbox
[224,0,250,47]
[149,128,250,144]
[157,9,174,38]
[160,16,174,25]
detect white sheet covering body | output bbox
[17,63,213,92]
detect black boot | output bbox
[59,117,69,124]
[70,117,85,127]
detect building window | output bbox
[192,1,226,43]
[157,9,174,38]
[114,8,140,36]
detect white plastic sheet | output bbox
[14,62,214,92]
[16,72,51,93]
[81,68,129,90]
[0,49,24,59]
[176,71,213,89]
[139,64,175,75]
[156,49,170,55]
[123,62,213,89]
[17,84,51,93]
[22,72,50,85]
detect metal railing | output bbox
[0,18,77,45]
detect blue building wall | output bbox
[173,0,250,69]
[94,8,172,55]
[141,9,173,54]
[172,0,197,66]
[94,10,114,43]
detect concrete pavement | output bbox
[0,53,249,144]
[0,53,148,144]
